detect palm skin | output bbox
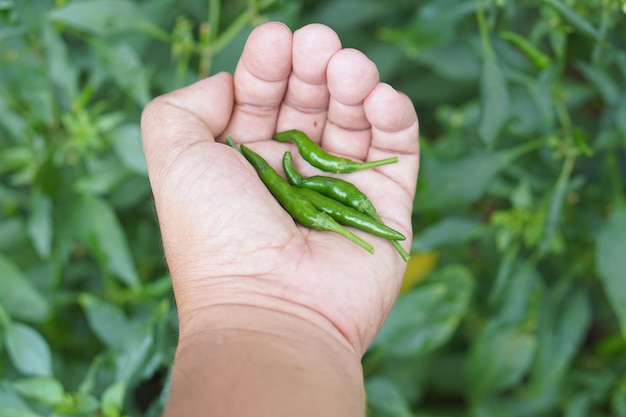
[141,22,419,356]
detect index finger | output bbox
[222,22,293,143]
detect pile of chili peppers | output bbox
[227,130,409,262]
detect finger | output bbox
[276,23,341,140]
[359,82,419,251]
[141,72,235,191]
[223,22,293,143]
[364,82,420,194]
[322,48,379,160]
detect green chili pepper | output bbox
[498,31,551,69]
[238,144,375,254]
[273,129,398,173]
[283,151,378,218]
[297,187,405,241]
[368,212,410,262]
[283,151,410,261]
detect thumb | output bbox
[141,72,235,191]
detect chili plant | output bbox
[1,0,625,416]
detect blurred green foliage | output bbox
[1,0,625,416]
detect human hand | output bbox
[141,22,419,356]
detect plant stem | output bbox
[208,0,221,41]
[476,0,494,62]
[539,153,575,255]
[199,0,222,77]
[607,150,626,208]
[196,6,254,77]
[198,23,211,78]
[211,7,255,53]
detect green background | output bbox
[1,0,625,416]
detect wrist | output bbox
[167,303,365,417]
[171,274,364,355]
[177,300,359,362]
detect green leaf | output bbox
[371,265,474,357]
[541,0,601,41]
[596,208,626,338]
[73,161,129,195]
[414,144,534,211]
[114,301,171,383]
[0,254,48,322]
[365,377,413,417]
[0,93,27,141]
[61,392,100,415]
[100,43,151,106]
[115,329,154,382]
[465,322,537,401]
[110,123,148,176]
[0,409,43,417]
[612,381,626,417]
[532,67,559,129]
[4,322,53,377]
[571,127,593,157]
[78,294,136,351]
[412,218,486,251]
[540,156,575,253]
[565,393,594,417]
[306,0,385,32]
[380,0,475,54]
[26,190,53,258]
[488,246,518,306]
[478,55,511,148]
[4,55,55,126]
[470,397,530,417]
[576,62,620,105]
[0,0,14,11]
[101,381,126,417]
[11,377,65,407]
[78,195,140,287]
[42,23,78,109]
[33,153,63,198]
[47,0,160,37]
[108,176,152,209]
[530,282,591,394]
[509,85,549,136]
[0,218,29,255]
[489,258,542,326]
[616,96,626,137]
[0,386,40,417]
[418,41,481,82]
[369,354,428,406]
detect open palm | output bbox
[141,22,419,355]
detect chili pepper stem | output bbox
[337,156,399,172]
[391,240,410,262]
[367,210,410,261]
[316,213,375,254]
[225,136,240,152]
[273,130,399,173]
[299,188,406,241]
[282,149,408,259]
[238,144,375,254]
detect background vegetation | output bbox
[1,0,625,416]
